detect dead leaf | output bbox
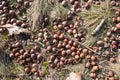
[0,24,29,35]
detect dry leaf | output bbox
[0,24,29,35]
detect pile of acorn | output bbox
[0,0,119,79]
[36,27,88,69]
[52,17,86,43]
[85,52,100,79]
[7,40,45,77]
[112,10,120,30]
[0,0,32,33]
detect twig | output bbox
[68,37,96,53]
[46,29,96,53]
[91,19,105,36]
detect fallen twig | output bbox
[46,29,96,53]
[91,19,105,36]
[69,37,96,53]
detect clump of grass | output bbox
[0,63,11,76]
[9,0,16,5]
[79,0,114,46]
[29,0,69,31]
[1,34,8,41]
[0,50,12,79]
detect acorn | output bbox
[37,54,42,62]
[34,45,40,51]
[53,34,59,39]
[9,53,14,59]
[2,1,6,6]
[53,39,57,44]
[24,67,30,73]
[24,1,29,7]
[9,10,16,16]
[52,47,57,52]
[76,50,80,55]
[31,53,37,60]
[116,2,120,7]
[103,37,109,42]
[73,42,78,47]
[0,21,5,25]
[71,52,76,57]
[47,45,52,51]
[72,29,77,34]
[111,45,118,52]
[112,17,117,23]
[109,57,116,63]
[71,46,76,51]
[58,24,63,29]
[61,50,66,56]
[104,50,110,56]
[68,29,73,34]
[91,56,97,61]
[54,58,59,64]
[115,11,120,15]
[31,68,37,74]
[97,40,104,46]
[15,52,20,57]
[116,23,120,29]
[25,58,31,63]
[108,71,114,77]
[81,37,86,42]
[86,55,91,60]
[60,57,65,62]
[59,61,64,67]
[57,43,62,48]
[90,72,96,78]
[34,72,39,76]
[59,33,64,39]
[17,0,23,3]
[100,74,106,79]
[111,40,117,45]
[62,21,67,26]
[66,49,71,54]
[39,71,45,77]
[108,77,116,80]
[68,40,73,45]
[92,66,99,71]
[23,52,29,58]
[82,48,88,54]
[70,0,74,4]
[85,62,90,68]
[80,53,85,58]
[110,1,116,6]
[21,23,27,28]
[91,61,97,66]
[75,55,80,60]
[61,0,67,7]
[117,17,120,22]
[95,1,100,5]
[106,32,112,37]
[67,58,73,63]
[65,44,71,49]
